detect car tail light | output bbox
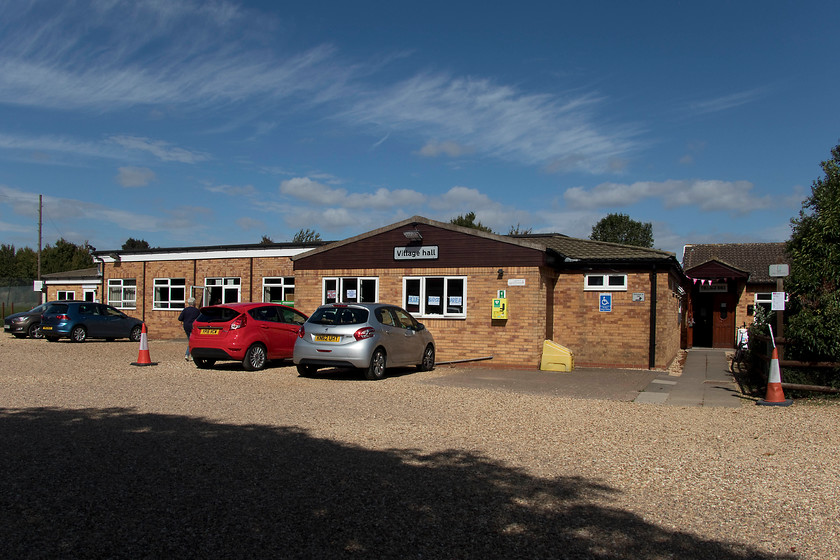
[56,314,70,321]
[230,314,247,330]
[298,325,305,338]
[353,327,375,341]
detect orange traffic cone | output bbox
[757,346,792,406]
[131,323,157,367]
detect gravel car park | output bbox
[1,336,838,559]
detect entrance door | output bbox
[712,294,736,348]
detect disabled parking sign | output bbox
[599,293,612,312]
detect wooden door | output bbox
[712,294,736,348]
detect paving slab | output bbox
[634,348,745,407]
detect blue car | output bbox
[40,301,143,343]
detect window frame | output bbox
[107,278,137,309]
[262,276,295,304]
[402,276,467,319]
[204,277,241,305]
[152,277,187,310]
[322,277,379,304]
[57,290,75,301]
[584,273,628,292]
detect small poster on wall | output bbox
[408,295,420,305]
[428,296,441,306]
[347,290,357,300]
[449,296,462,306]
[327,290,337,300]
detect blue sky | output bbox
[1,0,838,258]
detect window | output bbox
[323,277,378,304]
[153,278,187,309]
[755,293,772,313]
[263,277,295,303]
[108,279,136,309]
[403,276,466,318]
[584,273,627,291]
[57,290,75,300]
[204,277,240,305]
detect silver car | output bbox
[293,302,435,380]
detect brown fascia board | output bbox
[291,215,548,261]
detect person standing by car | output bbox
[178,297,201,361]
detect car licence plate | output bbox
[314,335,341,342]
[41,326,53,330]
[199,328,221,335]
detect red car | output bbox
[189,302,308,370]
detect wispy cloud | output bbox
[417,140,473,158]
[563,179,773,213]
[109,136,210,164]
[686,89,765,115]
[206,183,259,197]
[117,167,156,187]
[340,72,639,173]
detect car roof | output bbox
[200,302,297,311]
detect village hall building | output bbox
[44,216,686,370]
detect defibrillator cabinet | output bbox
[491,298,508,319]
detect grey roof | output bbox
[41,267,100,280]
[682,243,788,283]
[293,215,679,266]
[516,233,677,262]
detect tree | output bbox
[450,212,494,233]
[292,228,322,243]
[784,142,840,364]
[14,247,37,279]
[40,238,94,274]
[122,238,150,250]
[0,244,15,278]
[508,223,533,235]
[259,235,274,245]
[590,213,653,248]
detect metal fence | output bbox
[1,278,41,317]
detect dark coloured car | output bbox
[4,302,53,339]
[189,302,308,371]
[293,302,435,380]
[40,301,143,343]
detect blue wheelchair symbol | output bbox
[599,294,612,312]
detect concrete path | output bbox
[634,348,745,407]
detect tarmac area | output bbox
[430,348,745,407]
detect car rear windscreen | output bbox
[197,307,240,323]
[45,303,68,314]
[309,307,369,325]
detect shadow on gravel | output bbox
[0,407,794,559]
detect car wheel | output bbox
[418,344,435,371]
[364,348,387,380]
[45,336,59,342]
[243,343,267,371]
[194,357,215,369]
[297,364,318,377]
[129,325,142,342]
[71,326,87,343]
[28,323,43,339]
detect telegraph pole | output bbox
[38,194,42,281]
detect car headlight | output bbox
[12,317,27,323]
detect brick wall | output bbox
[553,269,682,369]
[101,258,297,340]
[294,266,550,368]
